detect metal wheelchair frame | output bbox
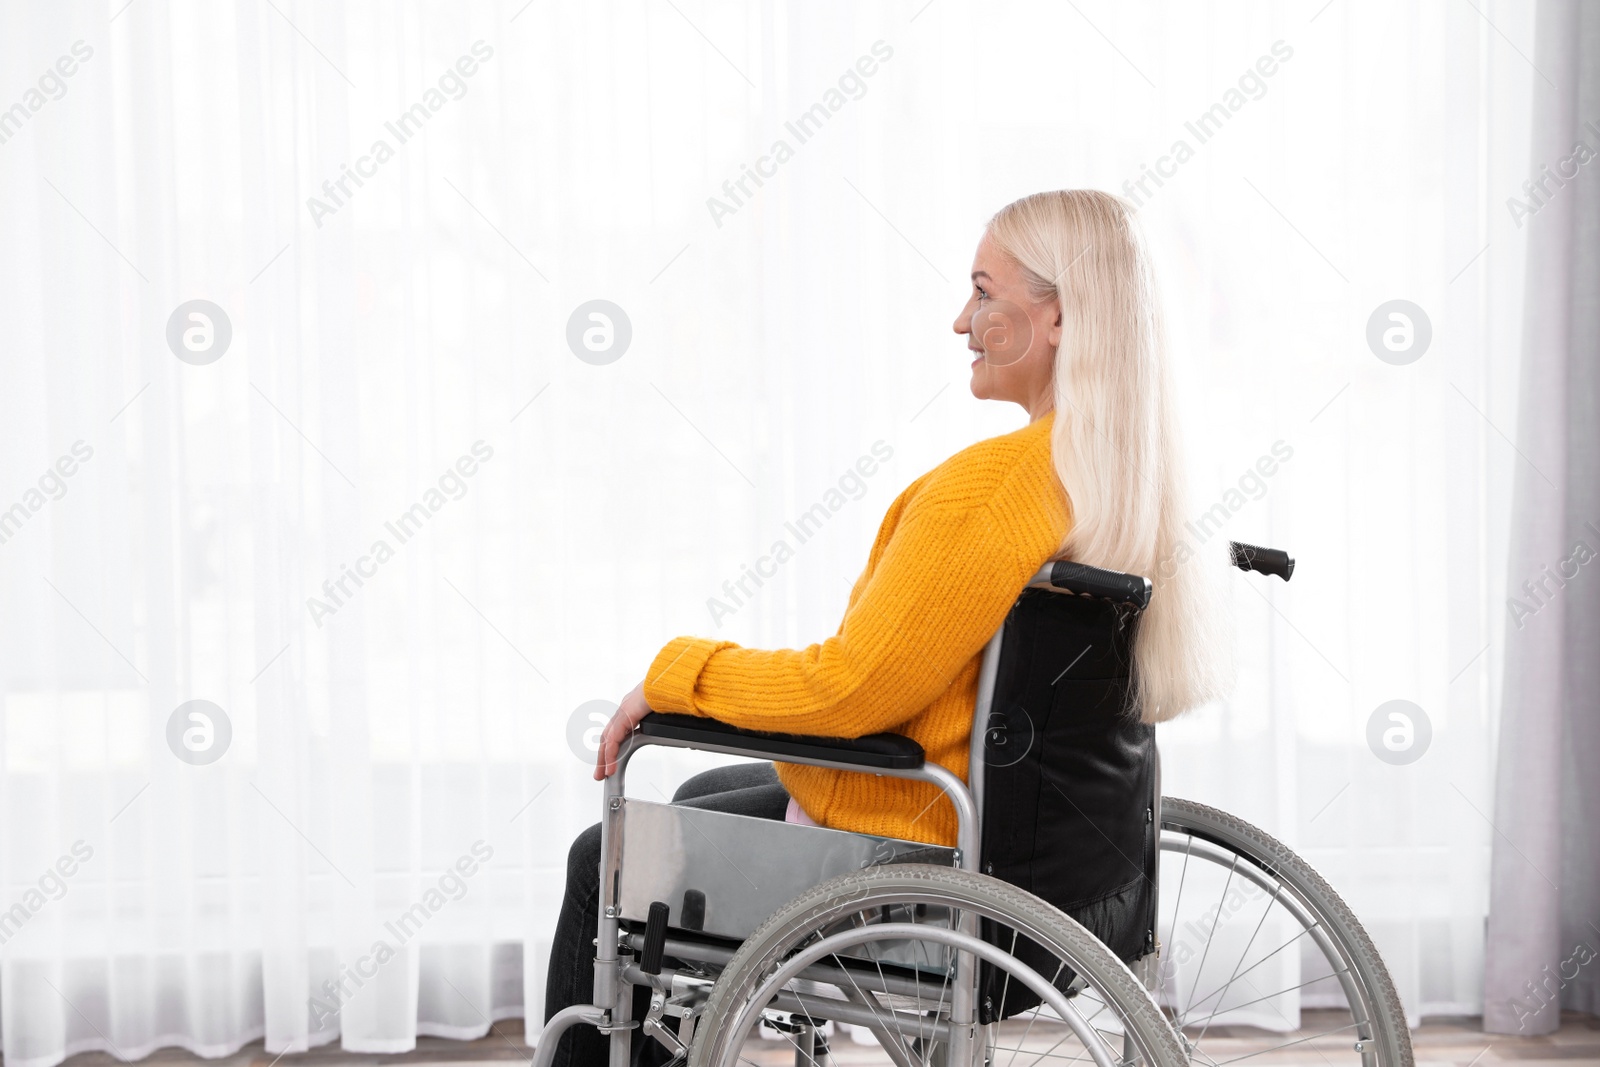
[534,542,1298,1067]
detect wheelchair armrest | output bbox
[635,713,925,770]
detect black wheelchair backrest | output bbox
[979,585,1157,967]
[981,540,1292,969]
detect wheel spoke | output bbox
[1183,923,1325,1020]
[1005,956,1066,1067]
[1216,973,1351,1067]
[1005,1015,1080,1067]
[990,1033,1105,1065]
[1187,880,1285,1049]
[1159,834,1196,1013]
[997,925,1019,1030]
[1202,1019,1364,1066]
[1178,852,1239,1027]
[1186,969,1339,1027]
[869,951,918,1062]
[1001,1016,1098,1067]
[768,1014,822,1067]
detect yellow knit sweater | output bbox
[643,411,1070,847]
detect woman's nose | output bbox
[953,300,973,335]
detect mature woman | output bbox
[543,189,1233,1066]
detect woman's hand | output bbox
[594,679,654,781]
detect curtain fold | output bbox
[1482,0,1600,1037]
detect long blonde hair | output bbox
[987,190,1234,724]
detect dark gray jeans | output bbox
[542,762,790,1067]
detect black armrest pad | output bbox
[636,713,925,770]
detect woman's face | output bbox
[952,231,1060,416]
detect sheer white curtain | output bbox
[0,0,1531,1059]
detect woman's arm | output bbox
[639,499,1034,738]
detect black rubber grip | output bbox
[1047,560,1153,609]
[640,901,670,975]
[636,713,925,770]
[679,890,705,932]
[1228,541,1295,581]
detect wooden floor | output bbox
[45,1011,1600,1067]
[734,1012,1600,1067]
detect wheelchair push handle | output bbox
[1229,540,1295,581]
[1043,560,1153,609]
[1034,541,1294,607]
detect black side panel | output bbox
[978,588,1157,1021]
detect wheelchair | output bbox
[536,542,1413,1067]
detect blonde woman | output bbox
[543,189,1234,1067]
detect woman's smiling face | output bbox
[952,230,1061,419]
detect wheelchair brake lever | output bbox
[641,987,689,1061]
[640,901,670,975]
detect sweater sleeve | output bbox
[641,500,1033,738]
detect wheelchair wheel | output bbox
[1158,798,1413,1067]
[689,864,1187,1067]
